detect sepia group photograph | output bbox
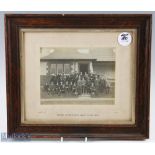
[40,47,115,104]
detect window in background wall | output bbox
[64,64,70,74]
[50,64,57,74]
[57,64,63,74]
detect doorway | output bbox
[79,64,88,74]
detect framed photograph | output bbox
[5,14,152,140]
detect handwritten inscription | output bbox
[57,113,99,117]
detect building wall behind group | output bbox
[93,62,115,79]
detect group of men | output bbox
[43,72,110,97]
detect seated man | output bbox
[90,82,96,97]
[65,80,69,94]
[49,81,55,95]
[86,79,91,94]
[69,80,73,94]
[61,82,66,95]
[44,82,50,95]
[72,82,78,96]
[77,77,82,95]
[55,82,60,96]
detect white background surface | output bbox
[0,1,155,155]
[0,0,155,11]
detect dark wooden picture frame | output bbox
[5,14,152,140]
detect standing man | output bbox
[81,77,86,94]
